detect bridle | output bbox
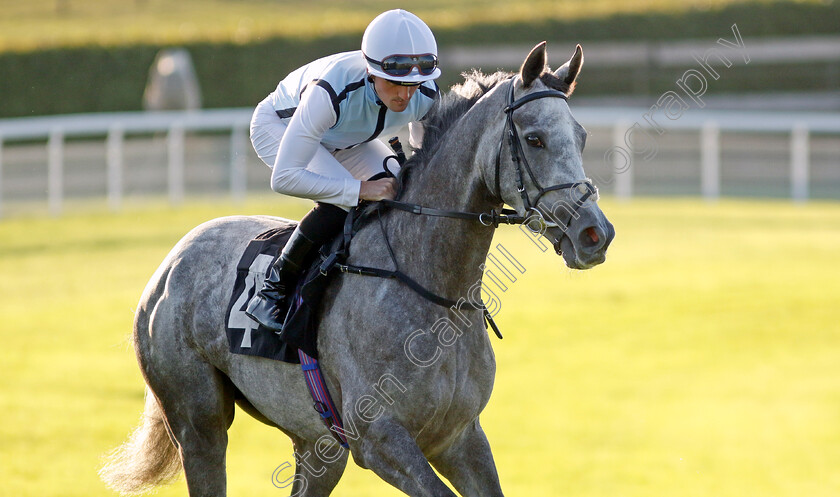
[493,77,597,233]
[322,77,601,337]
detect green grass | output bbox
[1,196,839,496]
[0,0,831,52]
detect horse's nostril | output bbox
[576,226,601,250]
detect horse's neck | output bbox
[387,119,499,297]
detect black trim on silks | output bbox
[276,78,367,124]
[336,79,366,101]
[276,108,296,119]
[418,81,439,100]
[331,78,366,124]
[314,80,340,120]
[361,104,388,144]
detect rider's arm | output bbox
[270,85,362,207]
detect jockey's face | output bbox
[372,76,419,112]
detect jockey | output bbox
[246,9,442,331]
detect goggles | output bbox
[365,53,438,77]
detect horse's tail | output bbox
[99,387,182,495]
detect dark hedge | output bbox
[1,1,837,118]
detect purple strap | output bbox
[298,348,349,449]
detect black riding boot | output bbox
[245,227,315,330]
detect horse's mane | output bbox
[401,67,576,176]
[405,70,511,171]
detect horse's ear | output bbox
[554,44,584,87]
[520,41,547,88]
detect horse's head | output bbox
[484,42,615,269]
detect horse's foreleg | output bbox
[357,418,458,497]
[429,419,505,497]
[283,435,348,496]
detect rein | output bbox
[379,199,525,227]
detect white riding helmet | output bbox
[361,9,441,84]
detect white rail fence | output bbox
[0,109,253,217]
[578,107,840,202]
[0,107,838,217]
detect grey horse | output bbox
[100,42,614,497]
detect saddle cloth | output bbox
[225,225,338,364]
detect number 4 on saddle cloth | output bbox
[225,208,365,364]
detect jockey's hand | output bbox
[359,178,398,201]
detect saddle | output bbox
[225,208,367,364]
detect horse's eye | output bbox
[525,134,544,148]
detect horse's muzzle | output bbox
[553,215,615,270]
